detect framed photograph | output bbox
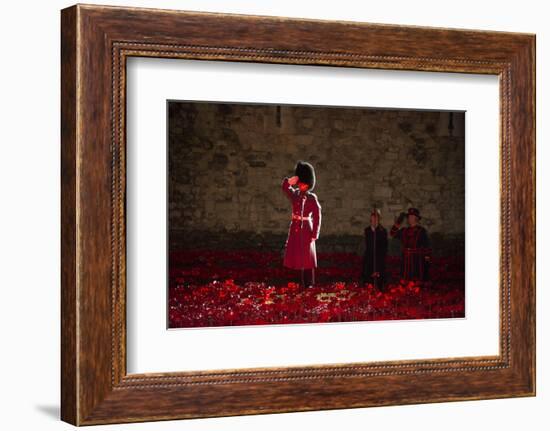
[61,4,536,425]
[165,101,466,330]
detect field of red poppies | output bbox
[168,250,465,328]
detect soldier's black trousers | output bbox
[299,268,315,288]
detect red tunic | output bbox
[390,224,432,281]
[281,177,322,269]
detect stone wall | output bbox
[168,102,465,255]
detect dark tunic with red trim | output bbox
[361,225,388,286]
[390,224,431,281]
[281,177,322,269]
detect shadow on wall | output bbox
[169,229,464,258]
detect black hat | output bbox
[407,207,422,220]
[294,161,316,191]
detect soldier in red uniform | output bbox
[390,208,431,282]
[281,161,322,288]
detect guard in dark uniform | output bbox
[390,208,431,282]
[360,209,388,289]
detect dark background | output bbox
[168,101,465,257]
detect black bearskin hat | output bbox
[294,161,316,191]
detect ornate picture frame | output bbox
[61,4,535,425]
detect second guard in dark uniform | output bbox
[360,209,388,289]
[390,208,432,282]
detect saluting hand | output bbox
[395,212,406,225]
[288,175,299,186]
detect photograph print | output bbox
[167,101,465,329]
